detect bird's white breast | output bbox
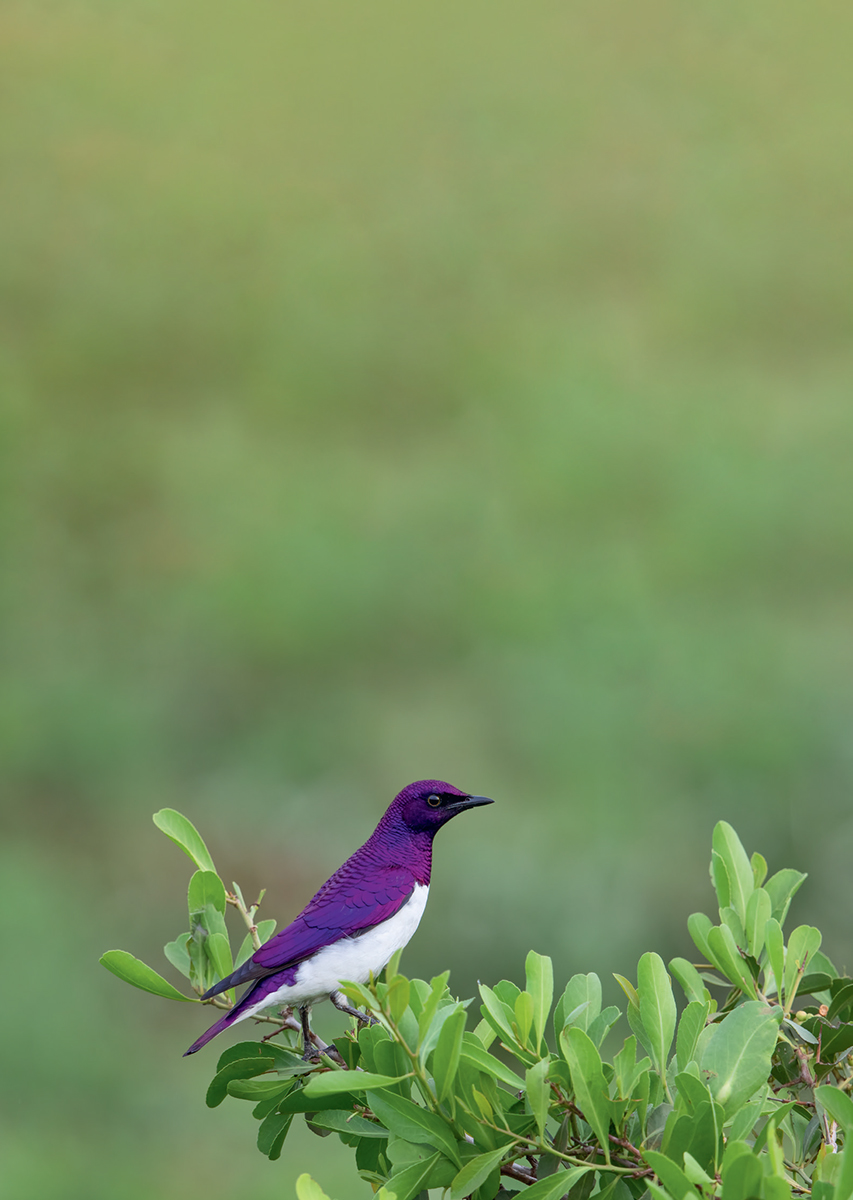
[237,883,429,1023]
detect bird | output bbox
[184,779,494,1057]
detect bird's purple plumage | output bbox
[183,779,487,1056]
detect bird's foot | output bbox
[330,992,378,1026]
[302,1040,346,1065]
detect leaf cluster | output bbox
[101,816,853,1200]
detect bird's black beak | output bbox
[449,794,494,811]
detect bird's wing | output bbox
[203,861,417,997]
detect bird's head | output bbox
[392,779,494,834]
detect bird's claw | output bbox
[302,1041,345,1065]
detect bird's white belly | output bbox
[238,883,429,1023]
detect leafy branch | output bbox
[101,815,853,1200]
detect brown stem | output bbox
[500,1162,536,1186]
[608,1133,644,1161]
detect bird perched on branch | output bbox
[184,779,493,1057]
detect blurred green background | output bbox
[2,0,852,1196]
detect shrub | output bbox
[102,814,853,1200]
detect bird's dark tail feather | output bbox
[184,983,258,1056]
[184,1009,237,1056]
[200,955,255,1001]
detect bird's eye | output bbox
[427,794,441,807]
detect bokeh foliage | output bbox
[2,1,852,1197]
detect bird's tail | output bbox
[183,982,259,1056]
[200,955,257,1001]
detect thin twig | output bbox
[227,883,265,950]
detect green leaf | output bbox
[216,1039,296,1072]
[472,1018,496,1049]
[820,1023,853,1062]
[188,870,226,917]
[645,1099,672,1148]
[384,947,404,981]
[750,852,768,889]
[494,978,521,1007]
[526,950,554,1053]
[613,1035,652,1099]
[587,1006,621,1048]
[278,1087,368,1114]
[460,1034,525,1091]
[763,868,807,926]
[712,822,754,924]
[783,925,821,1013]
[810,1181,836,1200]
[613,973,639,1008]
[470,1086,493,1121]
[626,997,650,1059]
[664,1094,720,1180]
[700,1000,781,1118]
[302,1070,411,1098]
[153,808,217,874]
[417,971,450,1047]
[386,975,410,1024]
[834,1142,853,1200]
[432,1006,466,1103]
[450,1146,508,1199]
[206,1055,276,1107]
[638,952,677,1079]
[235,919,277,968]
[721,1146,763,1200]
[727,1085,767,1144]
[204,931,233,983]
[762,1112,783,1176]
[720,906,747,953]
[711,850,731,912]
[366,1090,461,1166]
[227,1078,299,1102]
[526,1057,551,1139]
[339,979,378,1013]
[676,1001,710,1073]
[669,958,711,1007]
[809,949,838,979]
[377,1151,441,1200]
[555,973,602,1038]
[782,1015,818,1044]
[800,971,833,998]
[416,1000,458,1062]
[294,1175,332,1200]
[764,918,784,1000]
[673,1069,712,1110]
[514,990,534,1048]
[828,981,853,1022]
[163,933,192,979]
[643,1150,694,1200]
[186,925,207,991]
[478,982,516,1044]
[706,925,757,998]
[518,1165,597,1200]
[560,1026,612,1162]
[99,950,197,1002]
[686,913,717,966]
[307,1109,388,1137]
[744,888,772,960]
[257,1109,292,1159]
[815,1084,853,1133]
[682,1151,714,1185]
